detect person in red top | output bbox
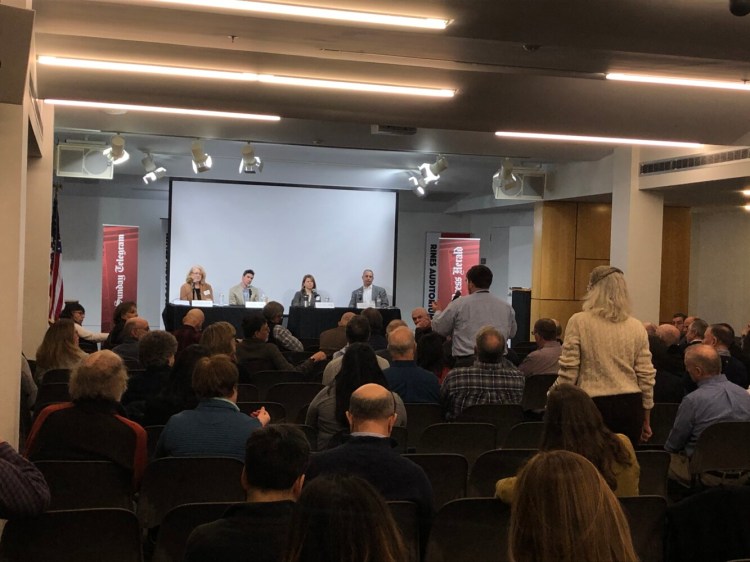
[26,350,147,489]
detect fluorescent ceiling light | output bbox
[144,0,449,29]
[607,73,750,92]
[45,99,280,121]
[38,56,455,98]
[495,131,703,149]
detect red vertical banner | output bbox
[437,237,481,305]
[101,225,139,332]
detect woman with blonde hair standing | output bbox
[508,450,638,562]
[555,265,655,445]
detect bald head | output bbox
[475,326,505,363]
[684,344,722,382]
[123,317,150,340]
[656,323,681,347]
[339,312,356,327]
[183,309,205,329]
[346,383,397,436]
[388,326,416,360]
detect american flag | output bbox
[49,190,64,321]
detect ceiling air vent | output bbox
[370,124,417,136]
[640,148,750,175]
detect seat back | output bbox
[456,404,525,445]
[152,502,236,562]
[387,501,420,562]
[619,495,667,562]
[34,460,134,510]
[635,450,670,497]
[690,421,750,476]
[237,384,259,402]
[403,453,468,509]
[520,373,557,412]
[236,401,286,423]
[424,498,512,562]
[144,425,164,461]
[649,402,680,445]
[418,423,496,468]
[33,383,71,417]
[266,382,325,424]
[0,508,142,562]
[136,457,245,529]
[404,403,444,450]
[502,422,544,449]
[39,368,71,384]
[467,449,536,497]
[251,370,311,400]
[292,423,319,452]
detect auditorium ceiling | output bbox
[32,0,750,205]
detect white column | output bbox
[0,102,29,447]
[610,147,664,323]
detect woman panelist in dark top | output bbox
[291,274,320,308]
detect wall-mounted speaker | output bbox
[55,143,114,180]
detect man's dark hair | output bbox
[466,265,493,290]
[263,301,284,323]
[672,312,687,321]
[361,308,383,334]
[689,318,708,339]
[138,330,178,367]
[345,316,371,344]
[242,313,267,338]
[709,323,735,347]
[475,326,505,363]
[243,269,255,277]
[244,425,310,490]
[59,301,85,318]
[533,318,557,341]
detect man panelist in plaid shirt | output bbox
[441,326,525,420]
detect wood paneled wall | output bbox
[530,201,690,340]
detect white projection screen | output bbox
[169,180,398,308]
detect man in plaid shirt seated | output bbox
[441,326,525,420]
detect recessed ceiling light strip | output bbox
[45,99,281,121]
[495,131,703,149]
[144,0,450,29]
[606,73,750,92]
[38,56,455,98]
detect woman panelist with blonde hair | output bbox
[179,265,214,302]
[554,265,656,446]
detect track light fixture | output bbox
[418,154,448,183]
[103,134,129,165]
[142,154,167,184]
[239,143,263,174]
[191,141,213,173]
[409,176,428,197]
[492,159,521,197]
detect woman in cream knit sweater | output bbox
[554,265,656,445]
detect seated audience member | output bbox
[35,319,87,382]
[742,322,750,359]
[172,308,205,355]
[382,327,440,403]
[416,331,451,384]
[26,350,147,488]
[648,333,686,404]
[655,323,686,375]
[155,355,270,461]
[142,344,210,426]
[199,321,237,357]
[59,302,108,353]
[235,314,325,377]
[643,321,657,336]
[722,322,750,376]
[0,440,50,518]
[441,326,525,420]
[361,307,387,352]
[411,307,433,343]
[185,425,310,562]
[376,319,408,363]
[509,450,638,562]
[685,317,707,348]
[319,312,355,356]
[102,301,138,350]
[264,301,304,352]
[112,317,150,370]
[496,383,639,502]
[180,264,215,302]
[228,269,262,305]
[305,384,432,539]
[20,355,37,441]
[665,344,750,484]
[518,318,562,377]
[283,474,406,562]
[703,323,749,388]
[122,330,177,423]
[322,316,389,385]
[290,274,320,308]
[306,344,407,450]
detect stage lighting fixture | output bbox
[191,141,212,173]
[418,154,448,184]
[409,175,428,197]
[103,134,130,165]
[239,143,263,173]
[142,154,167,183]
[492,158,521,197]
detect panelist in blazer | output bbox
[228,269,262,305]
[179,265,215,302]
[291,274,321,308]
[348,269,389,308]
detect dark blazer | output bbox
[291,290,320,307]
